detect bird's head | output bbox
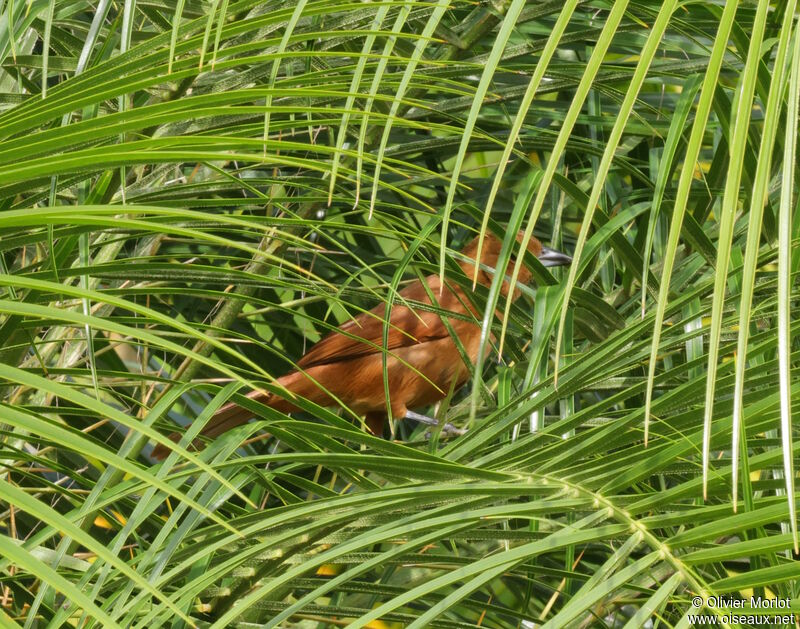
[459,230,571,297]
[515,231,573,268]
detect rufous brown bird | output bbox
[152,232,570,459]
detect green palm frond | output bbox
[1,0,798,626]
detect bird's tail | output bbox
[151,372,310,460]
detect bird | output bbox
[152,231,570,459]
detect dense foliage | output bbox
[0,0,799,626]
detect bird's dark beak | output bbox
[539,246,572,267]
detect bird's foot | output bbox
[404,410,466,437]
[426,424,467,438]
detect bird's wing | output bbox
[296,276,470,369]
